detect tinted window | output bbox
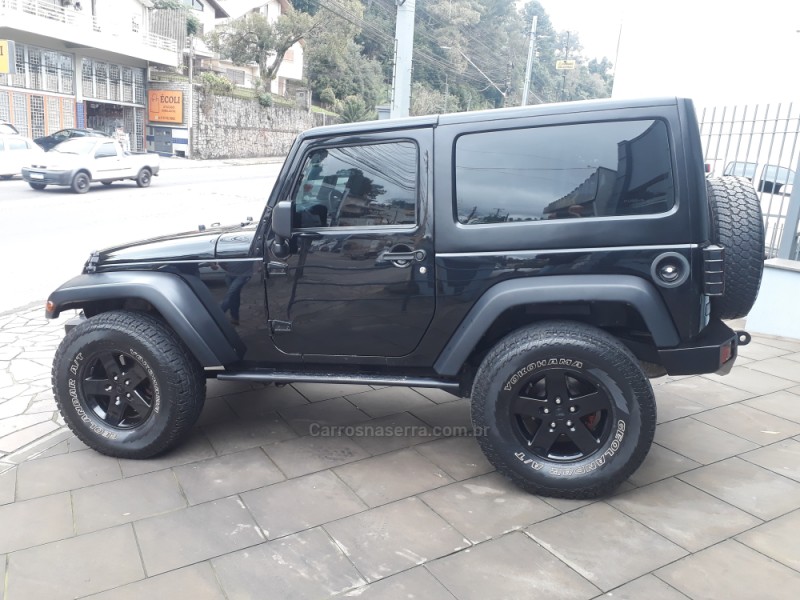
[293,141,418,228]
[455,120,675,224]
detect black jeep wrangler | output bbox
[47,97,764,498]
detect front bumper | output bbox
[21,168,72,186]
[658,319,741,376]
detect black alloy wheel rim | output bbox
[78,350,154,428]
[509,367,616,461]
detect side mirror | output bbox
[272,200,293,239]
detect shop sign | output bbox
[148,90,183,124]
[0,40,17,75]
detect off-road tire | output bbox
[136,168,151,188]
[28,182,46,190]
[706,176,764,319]
[471,321,656,499]
[52,310,206,459]
[71,171,91,194]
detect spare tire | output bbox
[706,176,764,320]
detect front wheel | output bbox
[471,321,656,499]
[52,310,206,458]
[29,182,47,190]
[136,168,152,188]
[71,171,90,194]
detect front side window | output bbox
[292,141,418,228]
[455,120,675,224]
[95,143,117,158]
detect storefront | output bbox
[0,41,76,138]
[80,57,146,152]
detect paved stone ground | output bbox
[2,305,800,599]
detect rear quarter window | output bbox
[455,120,675,224]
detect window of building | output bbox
[81,58,145,106]
[225,68,245,86]
[1,43,75,95]
[184,0,204,10]
[455,120,675,224]
[292,142,419,228]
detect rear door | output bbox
[265,129,435,358]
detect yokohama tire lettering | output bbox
[504,358,584,391]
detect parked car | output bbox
[45,97,764,499]
[21,138,160,193]
[0,120,19,135]
[34,128,108,151]
[0,134,45,180]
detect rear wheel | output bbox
[471,321,656,499]
[136,168,152,188]
[28,182,46,190]
[52,310,205,458]
[706,176,764,319]
[71,171,90,194]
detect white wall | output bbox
[613,0,800,107]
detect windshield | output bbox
[51,138,98,155]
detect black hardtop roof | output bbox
[299,97,682,140]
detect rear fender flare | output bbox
[433,275,680,377]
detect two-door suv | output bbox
[47,98,764,498]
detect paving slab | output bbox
[324,497,470,582]
[0,467,14,506]
[526,503,687,591]
[15,447,121,500]
[655,417,758,464]
[744,357,800,383]
[72,469,187,534]
[0,492,74,553]
[654,388,708,423]
[741,438,800,481]
[212,527,365,599]
[414,436,495,481]
[608,478,761,552]
[117,431,217,477]
[420,472,560,543]
[597,575,689,599]
[692,402,800,444]
[5,525,143,600]
[345,412,438,455]
[262,433,370,478]
[242,470,367,539]
[656,539,800,600]
[172,447,285,505]
[134,495,265,576]
[333,448,453,507]
[346,387,435,418]
[678,457,800,520]
[410,398,474,431]
[657,376,752,407]
[224,384,309,417]
[744,389,800,423]
[736,508,800,572]
[336,567,454,599]
[201,410,296,455]
[428,532,599,600]
[627,443,701,487]
[84,562,226,600]
[703,367,797,395]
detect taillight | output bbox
[720,342,733,365]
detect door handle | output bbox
[381,249,426,264]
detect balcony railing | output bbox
[0,0,178,55]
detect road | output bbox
[0,160,284,313]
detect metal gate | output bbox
[699,103,800,260]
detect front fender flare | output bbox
[46,271,243,367]
[433,275,681,377]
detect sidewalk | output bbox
[158,155,287,171]
[1,304,800,599]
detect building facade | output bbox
[0,0,182,151]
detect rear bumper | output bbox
[658,319,740,376]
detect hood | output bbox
[93,223,257,269]
[33,152,82,169]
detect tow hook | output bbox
[736,330,752,346]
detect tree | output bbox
[208,8,317,92]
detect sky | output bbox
[533,0,624,62]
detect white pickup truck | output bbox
[21,137,160,194]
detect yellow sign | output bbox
[148,90,184,124]
[556,60,576,70]
[0,40,17,75]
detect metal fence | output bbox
[698,103,800,260]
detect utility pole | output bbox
[561,31,570,101]
[390,0,416,119]
[521,15,538,106]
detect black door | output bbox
[265,131,435,358]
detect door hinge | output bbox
[267,261,288,276]
[269,320,292,333]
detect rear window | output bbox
[455,120,675,224]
